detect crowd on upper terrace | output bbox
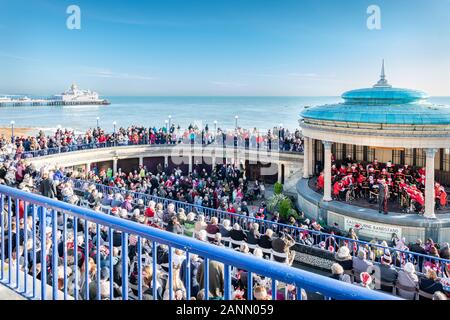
[0,123,303,160]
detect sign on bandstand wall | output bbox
[343,216,402,241]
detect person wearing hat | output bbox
[334,246,353,271]
[368,251,398,293]
[359,272,373,289]
[397,262,419,299]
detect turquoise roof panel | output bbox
[301,103,450,125]
[342,87,428,105]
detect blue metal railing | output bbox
[69,178,450,276]
[0,184,397,300]
[15,136,303,160]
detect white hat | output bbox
[403,262,415,274]
[336,246,350,259]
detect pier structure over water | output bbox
[0,83,110,106]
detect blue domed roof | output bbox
[301,102,450,125]
[342,87,428,105]
[300,62,450,126]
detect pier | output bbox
[0,99,110,107]
[0,83,110,107]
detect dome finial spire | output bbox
[373,59,391,88]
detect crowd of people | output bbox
[1,164,308,300]
[0,123,303,161]
[316,157,448,215]
[1,132,450,300]
[40,164,450,298]
[330,244,449,300]
[78,161,266,212]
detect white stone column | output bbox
[212,155,216,169]
[278,162,282,182]
[303,137,309,178]
[308,138,314,176]
[424,148,438,219]
[85,162,91,175]
[139,156,144,166]
[323,141,333,202]
[164,155,169,167]
[113,158,118,175]
[188,155,193,173]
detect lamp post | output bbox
[165,120,169,132]
[10,120,15,143]
[235,115,238,129]
[57,124,62,153]
[213,120,218,144]
[168,115,172,129]
[96,117,100,128]
[113,121,117,146]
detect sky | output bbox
[1,0,450,96]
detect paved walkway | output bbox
[0,284,26,300]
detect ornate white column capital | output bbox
[425,148,438,158]
[322,141,332,149]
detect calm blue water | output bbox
[1,96,450,133]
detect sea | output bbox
[1,96,450,134]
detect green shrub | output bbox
[279,198,293,220]
[267,193,287,212]
[288,208,299,220]
[273,182,283,195]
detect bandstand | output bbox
[297,62,450,243]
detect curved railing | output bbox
[16,138,303,160]
[0,184,397,300]
[69,178,450,278]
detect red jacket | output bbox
[333,182,343,196]
[317,175,324,189]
